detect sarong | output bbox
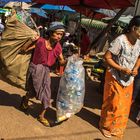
[99,70,133,137]
[26,63,51,109]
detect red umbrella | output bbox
[33,0,136,10]
[69,6,107,19]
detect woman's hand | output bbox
[59,59,67,66]
[131,68,138,76]
[121,67,132,75]
[59,53,67,65]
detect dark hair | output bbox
[69,45,79,54]
[45,30,65,40]
[81,27,87,34]
[127,15,140,32]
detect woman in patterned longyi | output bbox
[99,16,140,138]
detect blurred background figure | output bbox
[0,16,5,40]
[80,26,90,56]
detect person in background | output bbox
[20,21,66,127]
[80,27,90,56]
[0,16,5,40]
[132,68,140,104]
[99,16,140,138]
[132,68,140,124]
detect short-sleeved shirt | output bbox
[108,34,140,86]
[32,37,62,67]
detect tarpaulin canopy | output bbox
[33,0,136,10]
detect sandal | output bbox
[111,130,124,138]
[37,117,50,127]
[99,128,111,138]
[111,132,123,138]
[20,96,29,111]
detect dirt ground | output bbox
[0,74,140,140]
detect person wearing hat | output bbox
[20,21,66,127]
[0,19,4,40]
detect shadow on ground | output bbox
[0,89,57,124]
[0,76,103,127]
[84,80,103,110]
[0,89,21,109]
[76,108,100,129]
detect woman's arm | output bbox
[104,50,132,75]
[58,53,66,65]
[132,56,140,76]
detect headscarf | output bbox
[48,21,65,32]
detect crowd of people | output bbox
[0,5,140,139]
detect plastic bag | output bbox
[56,54,85,122]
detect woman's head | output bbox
[81,27,87,34]
[47,21,66,42]
[127,16,140,39]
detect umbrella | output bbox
[40,4,75,12]
[95,9,116,17]
[33,0,136,19]
[33,0,136,10]
[69,6,109,19]
[29,8,48,18]
[32,4,75,12]
[31,4,76,24]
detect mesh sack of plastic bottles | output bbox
[56,54,85,122]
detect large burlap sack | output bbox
[0,13,37,89]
